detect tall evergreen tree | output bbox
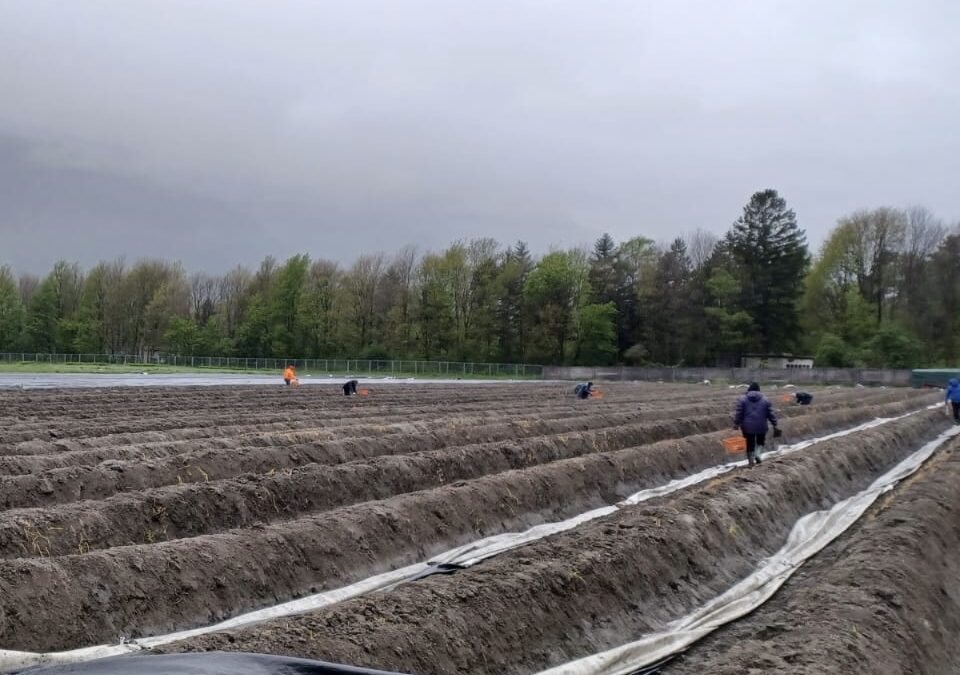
[726,189,809,352]
[588,233,619,308]
[647,238,693,365]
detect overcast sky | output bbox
[1,0,958,274]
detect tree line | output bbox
[0,190,957,368]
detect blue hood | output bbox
[947,378,960,402]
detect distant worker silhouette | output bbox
[946,378,960,424]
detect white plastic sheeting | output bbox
[0,562,431,671]
[537,423,960,675]
[0,408,931,672]
[429,412,911,568]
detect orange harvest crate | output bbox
[722,436,746,454]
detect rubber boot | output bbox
[755,446,763,465]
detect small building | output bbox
[740,354,815,369]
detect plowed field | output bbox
[0,382,952,674]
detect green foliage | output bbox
[361,343,391,360]
[814,333,855,368]
[2,200,956,369]
[236,294,272,357]
[26,279,59,353]
[196,316,233,356]
[645,238,693,365]
[702,267,755,360]
[0,266,23,350]
[269,254,309,356]
[863,325,920,368]
[72,318,103,354]
[164,318,200,355]
[726,189,808,352]
[575,302,617,365]
[524,251,580,363]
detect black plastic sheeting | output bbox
[406,562,465,583]
[13,652,411,675]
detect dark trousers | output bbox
[743,431,766,455]
[953,401,960,422]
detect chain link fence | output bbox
[0,353,543,379]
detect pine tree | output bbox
[589,233,619,308]
[726,189,809,352]
[648,237,693,364]
[592,233,616,259]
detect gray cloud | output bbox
[1,0,958,273]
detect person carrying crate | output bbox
[733,382,780,466]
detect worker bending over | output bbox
[283,365,298,386]
[343,379,359,396]
[733,382,779,466]
[574,382,594,400]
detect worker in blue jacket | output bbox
[946,378,960,424]
[733,382,780,466]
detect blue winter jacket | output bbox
[946,378,960,403]
[734,391,778,435]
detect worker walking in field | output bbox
[343,379,359,396]
[946,378,960,424]
[733,382,779,466]
[283,365,298,386]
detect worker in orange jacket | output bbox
[283,365,298,386]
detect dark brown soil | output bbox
[0,396,924,559]
[150,410,949,674]
[659,435,960,675]
[0,414,732,556]
[0,382,941,670]
[0,407,729,499]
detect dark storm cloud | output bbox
[1,0,958,273]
